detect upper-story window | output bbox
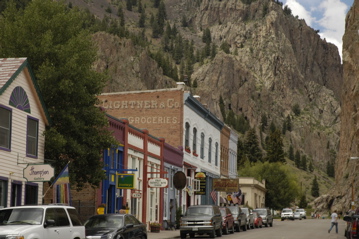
[26,117,38,157]
[0,106,12,150]
[185,122,190,149]
[200,133,205,159]
[215,142,219,166]
[208,138,212,163]
[192,128,197,153]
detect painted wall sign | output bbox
[117,174,135,189]
[213,178,239,192]
[148,178,168,188]
[195,172,207,195]
[23,164,54,182]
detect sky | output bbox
[283,0,354,59]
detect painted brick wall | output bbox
[98,89,184,148]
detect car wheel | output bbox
[223,224,229,235]
[216,225,222,237]
[209,228,216,238]
[235,222,240,232]
[180,232,187,238]
[189,232,195,238]
[243,224,247,231]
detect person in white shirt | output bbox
[328,210,338,233]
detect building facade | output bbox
[0,58,50,207]
[238,177,266,208]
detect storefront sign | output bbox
[23,164,54,182]
[131,190,142,198]
[195,172,206,195]
[148,178,168,188]
[213,178,239,192]
[117,174,135,189]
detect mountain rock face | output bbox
[320,0,359,213]
[90,0,343,198]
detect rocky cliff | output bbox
[86,0,342,199]
[316,0,359,214]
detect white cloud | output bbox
[284,0,315,26]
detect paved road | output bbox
[148,219,348,239]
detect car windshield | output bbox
[283,209,292,213]
[253,209,266,215]
[85,216,124,228]
[186,207,213,216]
[0,208,44,225]
[296,209,304,212]
[219,208,227,216]
[227,206,238,214]
[242,208,249,214]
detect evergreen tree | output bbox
[244,128,263,163]
[139,9,145,27]
[126,0,132,11]
[237,114,250,134]
[261,114,268,132]
[288,145,294,161]
[311,176,319,197]
[298,193,308,208]
[211,43,217,59]
[286,115,292,131]
[269,121,276,133]
[309,161,314,172]
[301,155,307,171]
[220,41,230,54]
[295,150,301,168]
[282,120,287,135]
[265,129,285,163]
[0,0,116,189]
[202,28,211,44]
[138,0,142,13]
[181,15,188,27]
[154,0,160,8]
[292,103,301,116]
[219,96,226,121]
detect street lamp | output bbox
[350,157,359,210]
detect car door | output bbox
[128,215,146,239]
[122,215,138,239]
[44,208,72,239]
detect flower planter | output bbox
[150,225,161,233]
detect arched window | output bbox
[192,128,197,153]
[200,133,205,159]
[208,138,212,163]
[215,142,219,166]
[185,122,190,149]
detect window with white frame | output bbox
[0,106,11,150]
[185,122,190,149]
[26,117,38,157]
[192,128,197,153]
[215,142,219,166]
[193,179,200,191]
[208,138,212,163]
[200,133,205,159]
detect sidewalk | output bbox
[148,229,181,239]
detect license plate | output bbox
[192,228,198,231]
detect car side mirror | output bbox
[125,224,134,229]
[44,219,55,228]
[343,216,353,222]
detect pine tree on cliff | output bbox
[311,176,319,197]
[244,128,263,163]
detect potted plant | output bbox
[185,146,191,153]
[193,150,198,157]
[150,222,161,232]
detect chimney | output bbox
[176,82,185,90]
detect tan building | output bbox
[238,177,266,208]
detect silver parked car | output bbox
[241,207,255,229]
[253,208,273,227]
[295,208,307,219]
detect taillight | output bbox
[352,220,357,236]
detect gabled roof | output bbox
[0,58,51,125]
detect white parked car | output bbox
[295,208,307,219]
[281,208,294,221]
[294,211,302,220]
[0,205,85,239]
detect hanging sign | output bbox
[131,190,142,198]
[195,172,207,195]
[23,164,54,182]
[148,178,168,188]
[117,174,135,189]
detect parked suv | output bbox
[180,205,223,238]
[241,207,254,229]
[281,208,294,221]
[228,204,247,232]
[0,205,85,239]
[295,208,307,219]
[253,208,273,227]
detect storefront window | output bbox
[0,179,7,207]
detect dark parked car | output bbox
[344,210,359,239]
[242,207,254,229]
[253,211,263,228]
[228,204,247,232]
[180,205,223,238]
[220,207,235,234]
[85,213,147,239]
[253,208,273,227]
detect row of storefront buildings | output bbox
[0,58,266,227]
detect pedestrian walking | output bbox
[328,210,338,233]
